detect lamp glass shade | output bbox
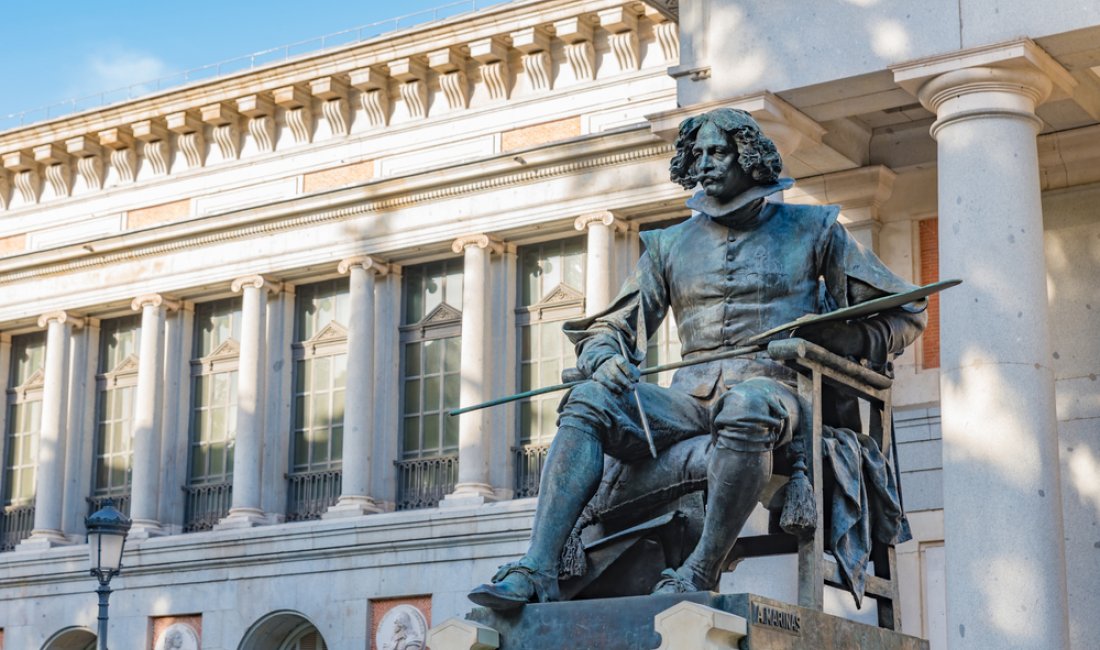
[88,530,126,573]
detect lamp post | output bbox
[85,499,132,650]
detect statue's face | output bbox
[692,121,754,203]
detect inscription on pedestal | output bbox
[752,601,802,635]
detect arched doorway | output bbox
[238,611,329,650]
[41,627,96,650]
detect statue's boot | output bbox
[653,445,772,593]
[468,426,603,609]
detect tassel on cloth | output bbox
[558,526,587,579]
[780,467,817,538]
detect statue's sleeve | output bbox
[562,230,671,376]
[819,218,928,367]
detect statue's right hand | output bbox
[592,354,641,394]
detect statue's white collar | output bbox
[685,177,795,219]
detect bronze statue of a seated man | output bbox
[469,108,926,610]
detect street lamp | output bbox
[85,499,132,650]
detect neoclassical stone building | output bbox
[0,0,1097,648]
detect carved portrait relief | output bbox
[153,623,200,650]
[375,604,427,650]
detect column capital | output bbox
[892,39,1076,136]
[37,310,84,329]
[574,210,628,233]
[231,274,282,294]
[130,293,181,312]
[451,234,504,255]
[338,255,391,276]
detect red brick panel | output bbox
[149,614,202,650]
[919,218,940,369]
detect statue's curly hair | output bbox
[669,108,783,190]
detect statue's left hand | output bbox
[795,321,868,358]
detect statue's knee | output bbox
[557,381,618,444]
[712,382,788,453]
[562,380,617,413]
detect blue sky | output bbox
[0,0,509,126]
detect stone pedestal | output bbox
[447,593,927,650]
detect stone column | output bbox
[442,234,502,506]
[325,256,389,518]
[895,43,1074,649]
[575,211,627,316]
[219,274,280,528]
[128,294,179,537]
[26,311,83,547]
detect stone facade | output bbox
[0,1,1098,649]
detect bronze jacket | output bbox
[564,180,927,399]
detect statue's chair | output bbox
[563,338,903,631]
[734,338,903,630]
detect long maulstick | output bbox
[447,279,960,418]
[447,344,764,417]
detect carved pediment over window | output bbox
[15,368,46,398]
[311,320,348,341]
[539,283,584,306]
[200,338,240,371]
[414,302,462,334]
[305,321,348,355]
[111,354,140,375]
[423,302,462,324]
[102,353,141,386]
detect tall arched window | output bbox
[183,298,241,532]
[1,332,46,551]
[514,236,585,497]
[396,259,462,510]
[89,316,141,517]
[287,278,349,520]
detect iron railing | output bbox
[286,469,342,521]
[395,456,458,510]
[182,482,233,532]
[0,504,35,552]
[86,493,131,519]
[513,444,550,498]
[0,0,510,132]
